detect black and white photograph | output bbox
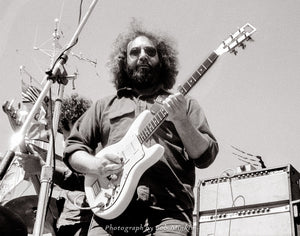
[0,0,299,235]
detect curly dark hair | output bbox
[107,20,179,90]
[59,93,92,132]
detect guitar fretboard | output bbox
[137,51,218,144]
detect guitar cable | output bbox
[210,168,236,236]
[65,191,99,211]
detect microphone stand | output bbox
[33,1,99,235]
[0,0,99,235]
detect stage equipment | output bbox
[195,164,300,236]
[0,1,99,235]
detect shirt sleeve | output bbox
[187,97,219,168]
[63,100,102,171]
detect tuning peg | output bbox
[247,36,254,41]
[238,27,244,33]
[230,49,238,55]
[239,43,246,49]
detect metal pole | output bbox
[33,1,99,234]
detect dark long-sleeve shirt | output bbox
[64,88,218,214]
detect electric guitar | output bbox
[84,23,257,219]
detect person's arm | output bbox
[68,150,123,177]
[171,116,210,159]
[16,152,75,187]
[64,100,124,178]
[163,93,218,164]
[15,152,44,177]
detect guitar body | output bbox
[84,110,165,219]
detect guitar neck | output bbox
[178,52,218,95]
[137,51,219,144]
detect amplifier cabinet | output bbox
[198,164,300,211]
[195,164,300,236]
[197,204,296,236]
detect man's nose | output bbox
[138,50,149,65]
[138,49,147,59]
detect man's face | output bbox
[126,36,161,90]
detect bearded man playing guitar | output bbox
[64,23,218,236]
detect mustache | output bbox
[136,62,151,69]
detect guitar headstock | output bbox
[215,23,256,56]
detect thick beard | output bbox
[126,65,161,90]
